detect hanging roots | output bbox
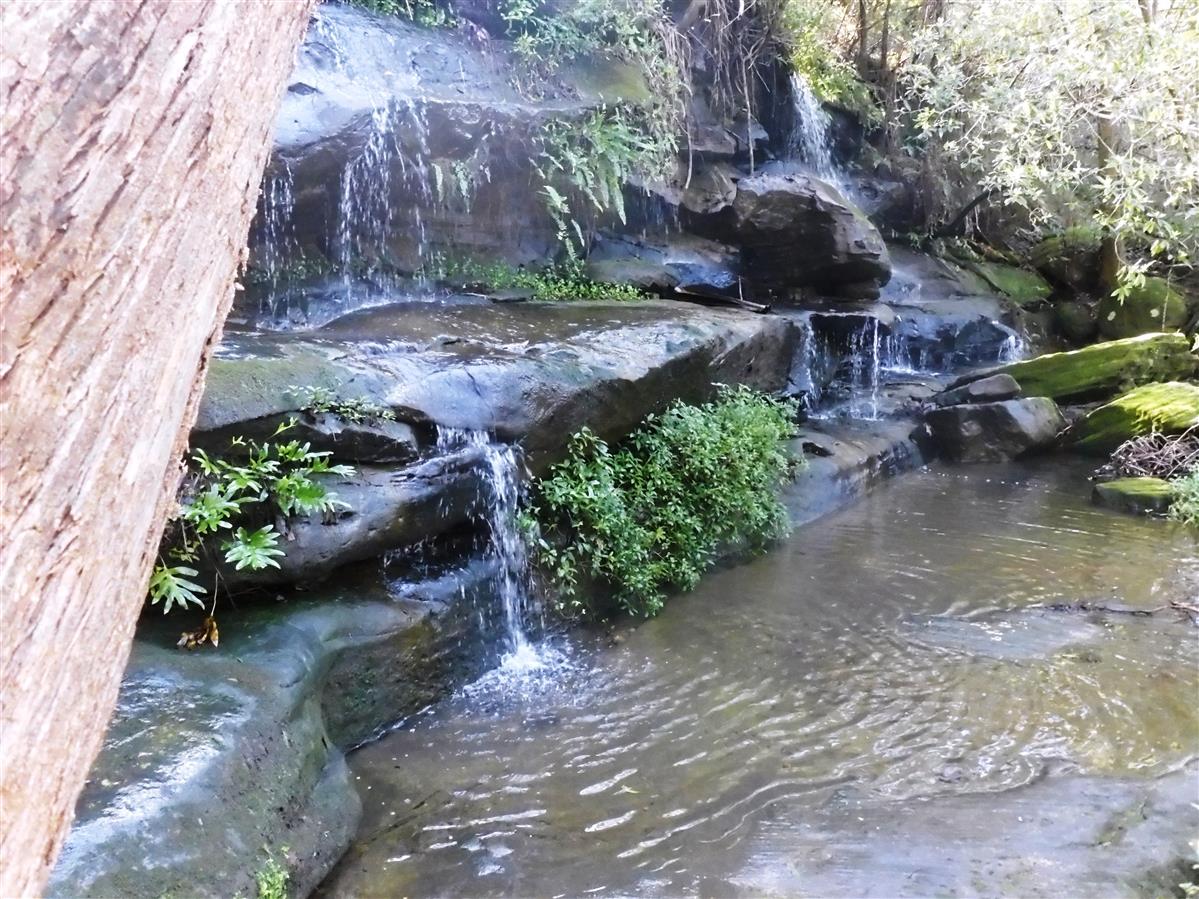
[1097,426,1199,481]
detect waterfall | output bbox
[996,322,1026,363]
[258,159,296,317]
[847,318,882,420]
[436,427,542,671]
[785,73,852,195]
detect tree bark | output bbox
[1096,113,1122,294]
[0,2,316,895]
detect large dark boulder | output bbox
[925,397,1066,462]
[688,165,891,294]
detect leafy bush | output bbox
[148,422,354,615]
[528,386,800,617]
[1169,468,1199,528]
[427,254,647,302]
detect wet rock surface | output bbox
[930,373,1022,407]
[925,397,1066,462]
[1092,477,1176,516]
[48,561,501,899]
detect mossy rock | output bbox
[962,260,1053,308]
[1096,277,1190,339]
[993,332,1198,403]
[1068,381,1199,455]
[1029,226,1102,290]
[1092,477,1175,516]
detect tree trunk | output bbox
[1096,113,1122,295]
[0,2,316,895]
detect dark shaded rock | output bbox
[1054,297,1100,345]
[1096,276,1190,339]
[1067,381,1199,455]
[584,233,740,295]
[930,373,1021,408]
[850,173,916,231]
[980,332,1199,403]
[196,410,423,465]
[924,397,1066,462]
[218,452,485,590]
[48,562,501,899]
[1092,477,1176,516]
[688,164,891,293]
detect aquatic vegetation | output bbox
[1168,468,1199,528]
[148,421,354,616]
[528,386,800,617]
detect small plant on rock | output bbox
[290,385,397,424]
[148,421,355,625]
[1168,468,1199,529]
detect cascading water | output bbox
[786,73,841,184]
[435,427,543,672]
[847,317,883,420]
[257,159,297,317]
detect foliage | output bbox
[426,253,647,301]
[534,107,677,255]
[290,385,397,424]
[898,0,1199,287]
[344,0,457,27]
[254,850,289,899]
[1168,467,1199,528]
[148,421,354,616]
[776,0,879,123]
[528,386,800,617]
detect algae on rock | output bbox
[1092,477,1176,516]
[1096,277,1190,339]
[990,332,1198,402]
[1068,382,1199,455]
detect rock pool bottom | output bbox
[318,460,1198,898]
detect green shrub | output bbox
[1169,468,1199,528]
[528,386,800,617]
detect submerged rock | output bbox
[1092,477,1176,516]
[984,332,1198,402]
[930,373,1022,408]
[1096,276,1191,339]
[1067,381,1199,455]
[924,397,1066,462]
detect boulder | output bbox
[48,561,501,899]
[195,410,422,465]
[924,397,1066,462]
[1092,477,1176,516]
[1096,277,1190,339]
[688,164,891,293]
[1030,226,1101,291]
[1053,298,1099,345]
[983,332,1198,402]
[1067,381,1199,455]
[930,373,1022,408]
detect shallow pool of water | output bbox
[319,460,1198,898]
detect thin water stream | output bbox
[319,460,1198,897]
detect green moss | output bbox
[995,332,1198,402]
[1092,477,1175,517]
[964,260,1053,307]
[1097,276,1190,339]
[1069,381,1199,455]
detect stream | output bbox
[318,459,1198,897]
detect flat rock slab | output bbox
[203,300,796,470]
[1068,381,1199,455]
